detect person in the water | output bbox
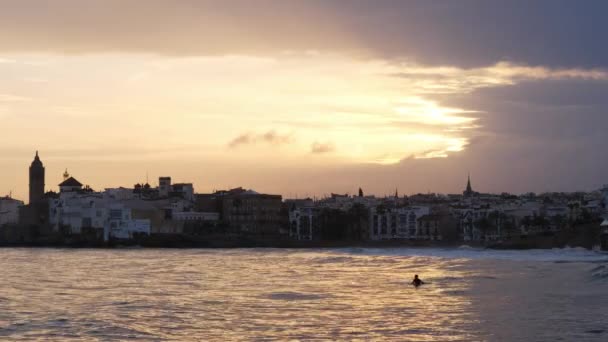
[412,274,424,287]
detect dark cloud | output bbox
[228,130,293,148]
[261,131,292,145]
[311,142,334,154]
[227,134,253,148]
[415,78,608,192]
[436,79,608,141]
[1,1,608,68]
[324,0,608,68]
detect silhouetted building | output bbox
[463,174,478,197]
[159,177,171,197]
[59,177,83,193]
[0,196,23,226]
[171,183,194,201]
[29,151,45,204]
[197,187,282,235]
[133,183,158,199]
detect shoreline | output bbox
[0,235,601,251]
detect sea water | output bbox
[0,247,607,341]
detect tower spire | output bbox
[464,172,474,197]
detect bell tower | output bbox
[29,151,45,204]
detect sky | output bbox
[1,0,608,201]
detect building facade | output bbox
[369,206,431,240]
[289,206,315,240]
[0,196,24,226]
[197,188,283,234]
[49,183,151,241]
[29,151,45,204]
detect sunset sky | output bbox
[2,0,608,200]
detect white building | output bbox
[289,207,315,240]
[172,183,195,201]
[0,196,23,226]
[104,187,137,200]
[369,206,430,240]
[157,177,195,201]
[453,207,492,241]
[49,189,150,241]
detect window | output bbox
[109,209,122,220]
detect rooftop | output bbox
[59,177,83,187]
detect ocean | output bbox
[1,247,607,341]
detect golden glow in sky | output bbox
[1,53,482,164]
[1,52,607,198]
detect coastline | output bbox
[1,222,603,250]
[0,233,601,250]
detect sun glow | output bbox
[3,51,603,179]
[0,53,484,169]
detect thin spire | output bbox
[465,172,473,196]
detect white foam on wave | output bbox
[337,246,608,263]
[590,265,608,279]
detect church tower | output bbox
[463,173,474,197]
[29,151,45,204]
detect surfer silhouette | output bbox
[411,274,424,287]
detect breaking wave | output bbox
[334,246,608,262]
[590,264,608,280]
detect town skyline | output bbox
[3,150,606,204]
[4,149,605,248]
